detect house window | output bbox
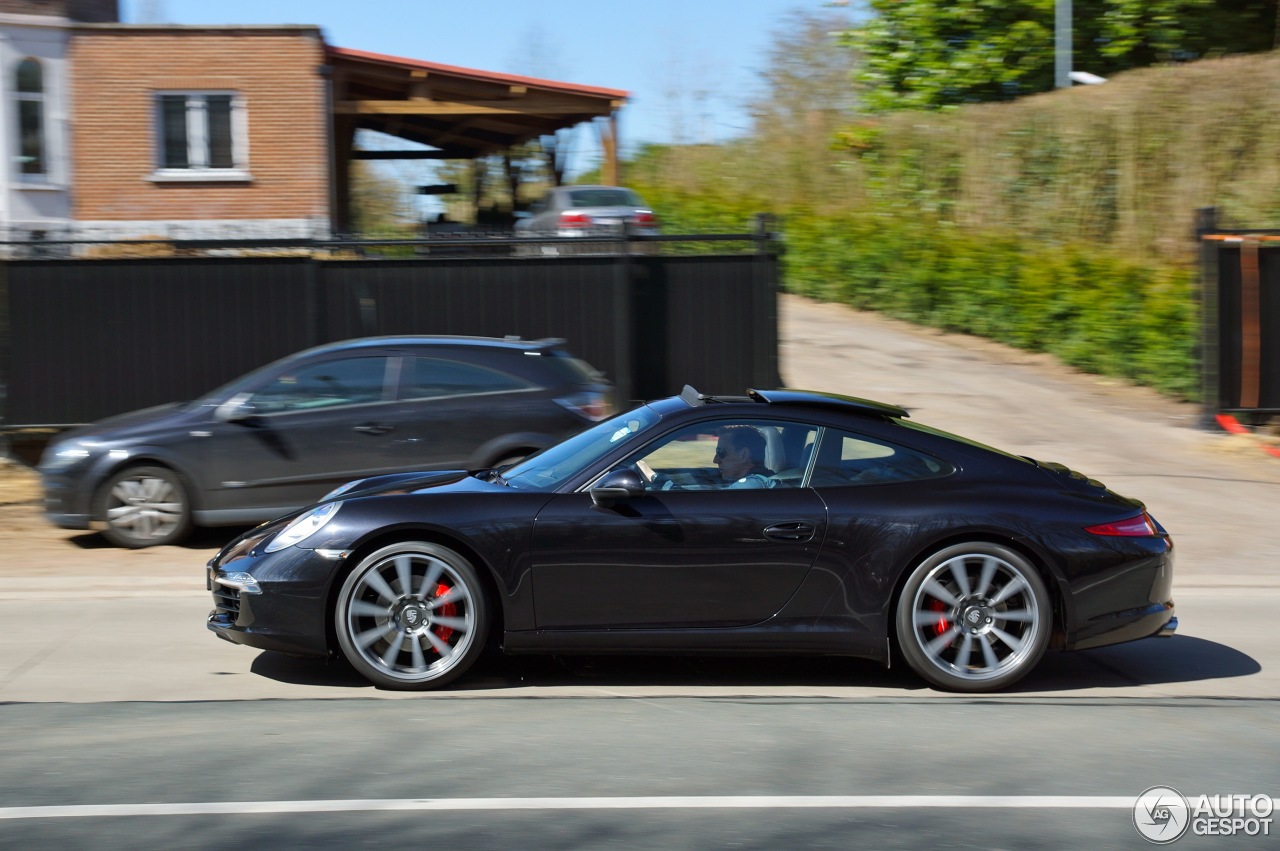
[154,92,248,179]
[15,58,45,177]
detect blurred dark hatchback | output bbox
[39,336,611,548]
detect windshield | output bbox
[501,406,660,490]
[568,188,644,208]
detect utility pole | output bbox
[1055,0,1072,88]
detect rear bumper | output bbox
[1064,601,1177,651]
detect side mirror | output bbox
[214,393,258,423]
[591,468,646,507]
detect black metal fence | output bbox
[1197,208,1280,419]
[0,227,780,433]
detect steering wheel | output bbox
[633,459,673,491]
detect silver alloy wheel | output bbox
[335,542,487,690]
[897,543,1051,692]
[99,465,190,547]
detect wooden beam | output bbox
[352,149,469,160]
[598,113,619,186]
[335,99,614,116]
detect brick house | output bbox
[0,1,628,243]
[69,24,330,240]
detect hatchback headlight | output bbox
[265,501,343,553]
[41,444,95,471]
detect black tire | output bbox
[96,465,192,548]
[491,453,530,470]
[895,542,1051,692]
[334,542,489,690]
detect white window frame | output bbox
[14,57,47,183]
[151,90,251,182]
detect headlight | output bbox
[41,444,94,471]
[265,501,343,553]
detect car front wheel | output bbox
[335,542,489,690]
[97,465,192,548]
[896,542,1051,692]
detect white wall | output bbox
[0,12,71,239]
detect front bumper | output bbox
[40,469,94,530]
[206,543,341,659]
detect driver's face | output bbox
[714,437,750,481]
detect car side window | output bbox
[402,357,534,400]
[249,356,390,413]
[626,420,818,491]
[810,428,954,487]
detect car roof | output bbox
[289,335,570,359]
[677,385,910,420]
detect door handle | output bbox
[353,423,395,435]
[762,521,816,543]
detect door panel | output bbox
[204,354,396,512]
[204,400,406,512]
[531,488,827,629]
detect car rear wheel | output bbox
[335,542,489,690]
[97,465,192,548]
[896,542,1051,692]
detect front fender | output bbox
[86,446,207,519]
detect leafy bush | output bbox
[779,210,1200,399]
[640,190,1200,400]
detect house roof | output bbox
[327,45,629,159]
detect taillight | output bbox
[555,391,613,422]
[559,212,592,228]
[1085,512,1159,537]
[633,212,658,227]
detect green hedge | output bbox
[635,185,1200,401]
[781,211,1200,400]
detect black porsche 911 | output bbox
[206,386,1176,693]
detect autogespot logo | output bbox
[1134,787,1275,843]
[1134,786,1191,844]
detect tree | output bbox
[746,8,858,206]
[750,8,858,133]
[349,160,418,236]
[847,0,1277,111]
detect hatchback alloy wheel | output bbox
[97,465,191,548]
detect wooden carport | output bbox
[326,46,629,232]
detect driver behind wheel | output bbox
[714,425,774,489]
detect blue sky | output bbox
[120,0,853,175]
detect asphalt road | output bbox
[2,294,1279,849]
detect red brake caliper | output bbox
[431,583,457,650]
[928,599,950,639]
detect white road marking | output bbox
[0,795,1144,820]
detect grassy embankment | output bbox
[627,52,1280,402]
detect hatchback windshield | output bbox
[501,406,659,490]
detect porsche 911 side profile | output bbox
[207,386,1176,693]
